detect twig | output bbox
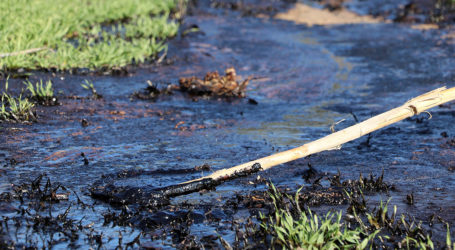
[0,47,47,58]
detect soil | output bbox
[275,2,383,26]
[0,0,455,248]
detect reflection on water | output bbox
[238,102,343,147]
[298,30,371,97]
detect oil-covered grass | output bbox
[0,0,179,71]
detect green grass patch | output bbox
[260,184,378,249]
[260,208,376,249]
[24,79,56,104]
[257,182,455,249]
[1,80,35,122]
[1,0,180,71]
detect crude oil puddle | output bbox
[1,2,455,248]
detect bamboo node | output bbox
[404,87,446,114]
[407,105,418,115]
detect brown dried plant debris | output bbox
[179,67,251,98]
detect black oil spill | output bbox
[1,0,455,248]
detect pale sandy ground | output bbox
[274,2,383,26]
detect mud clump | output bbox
[179,67,251,98]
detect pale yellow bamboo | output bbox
[182,86,455,184]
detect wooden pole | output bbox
[182,86,455,184]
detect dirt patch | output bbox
[275,3,383,26]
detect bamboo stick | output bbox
[182,86,455,184]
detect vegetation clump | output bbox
[24,80,58,105]
[81,80,103,99]
[0,0,179,71]
[134,68,252,100]
[179,67,251,97]
[259,183,378,249]
[1,80,36,122]
[253,182,454,249]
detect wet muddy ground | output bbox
[1,0,455,248]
